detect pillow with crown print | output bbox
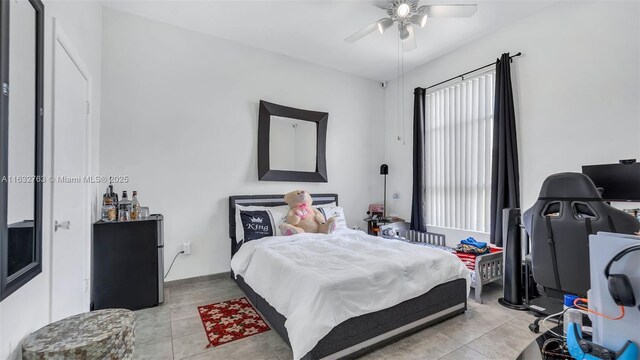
[239,210,275,242]
[235,204,289,245]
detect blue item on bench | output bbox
[460,237,487,249]
[567,322,638,360]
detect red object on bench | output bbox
[455,247,502,270]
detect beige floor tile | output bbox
[169,279,237,300]
[170,303,202,322]
[467,298,481,309]
[438,345,492,360]
[356,349,386,359]
[170,285,244,309]
[135,305,171,327]
[427,309,503,345]
[507,312,539,334]
[133,340,173,360]
[254,331,293,360]
[135,319,172,347]
[181,336,276,360]
[377,327,462,360]
[172,316,206,338]
[466,322,539,360]
[172,331,214,359]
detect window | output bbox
[425,71,494,233]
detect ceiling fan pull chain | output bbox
[402,43,406,146]
[397,36,401,142]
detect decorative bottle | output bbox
[131,191,140,220]
[119,191,132,221]
[109,184,119,218]
[102,197,117,222]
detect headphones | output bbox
[604,245,640,310]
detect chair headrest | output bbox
[538,172,602,200]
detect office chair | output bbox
[522,173,639,331]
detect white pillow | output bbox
[318,206,347,230]
[316,202,336,209]
[235,204,289,244]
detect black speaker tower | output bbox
[498,208,526,310]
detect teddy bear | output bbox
[279,190,336,235]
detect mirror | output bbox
[258,101,328,182]
[7,0,36,279]
[269,116,317,172]
[1,0,44,300]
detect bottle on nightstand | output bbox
[131,191,141,220]
[119,191,132,221]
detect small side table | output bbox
[363,217,392,235]
[22,309,135,360]
[363,217,405,236]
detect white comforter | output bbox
[230,229,470,360]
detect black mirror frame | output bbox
[0,0,44,301]
[258,100,328,182]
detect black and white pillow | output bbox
[235,204,289,244]
[239,210,275,242]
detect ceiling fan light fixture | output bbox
[396,3,410,18]
[377,18,394,34]
[399,24,410,40]
[410,13,428,28]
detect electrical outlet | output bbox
[182,242,191,255]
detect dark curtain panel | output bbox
[411,87,427,232]
[490,53,521,246]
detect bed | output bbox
[228,194,469,360]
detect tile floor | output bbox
[133,279,541,360]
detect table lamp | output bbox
[380,164,388,219]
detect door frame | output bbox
[50,18,93,318]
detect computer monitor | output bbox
[582,163,640,202]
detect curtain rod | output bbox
[421,52,522,91]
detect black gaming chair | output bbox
[523,172,639,298]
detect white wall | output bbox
[99,9,385,281]
[0,1,102,358]
[383,1,640,244]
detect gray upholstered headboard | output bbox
[228,193,338,257]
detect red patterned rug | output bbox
[197,297,270,347]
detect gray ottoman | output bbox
[22,309,135,360]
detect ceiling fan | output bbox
[345,0,478,51]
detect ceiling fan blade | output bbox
[372,0,390,10]
[402,24,417,52]
[425,4,478,18]
[345,19,384,43]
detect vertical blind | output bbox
[425,71,495,233]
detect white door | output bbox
[51,23,91,321]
